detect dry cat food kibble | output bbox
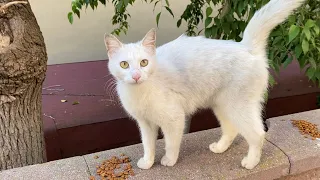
[92,154,135,180]
[291,120,320,139]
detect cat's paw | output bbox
[137,158,154,169]
[160,155,177,167]
[209,142,227,153]
[241,156,259,170]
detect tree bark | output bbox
[0,0,47,170]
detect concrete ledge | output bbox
[1,109,320,180]
[85,129,289,180]
[0,156,89,180]
[279,167,320,180]
[266,110,320,176]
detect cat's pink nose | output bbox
[132,74,141,82]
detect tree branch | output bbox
[0,1,28,14]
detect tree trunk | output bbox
[0,0,47,170]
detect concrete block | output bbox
[266,109,320,175]
[85,128,289,180]
[0,156,90,180]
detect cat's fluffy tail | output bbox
[241,0,305,55]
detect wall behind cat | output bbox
[29,0,204,65]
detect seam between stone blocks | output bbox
[265,138,292,174]
[82,156,92,176]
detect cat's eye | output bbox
[140,59,149,67]
[120,61,129,69]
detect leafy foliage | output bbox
[68,0,320,86]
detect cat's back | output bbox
[153,34,266,108]
[156,34,245,61]
[155,34,256,82]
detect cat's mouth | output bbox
[126,79,143,85]
[133,80,143,84]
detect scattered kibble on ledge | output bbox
[90,154,135,180]
[291,120,320,140]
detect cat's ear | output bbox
[141,28,156,54]
[104,33,123,58]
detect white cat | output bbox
[104,0,305,170]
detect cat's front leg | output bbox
[160,115,185,167]
[136,119,159,169]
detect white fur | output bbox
[105,0,305,170]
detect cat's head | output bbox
[104,29,157,85]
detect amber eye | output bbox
[120,61,129,69]
[140,59,149,67]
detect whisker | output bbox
[103,74,113,78]
[104,78,116,91]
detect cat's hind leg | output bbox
[218,100,265,169]
[209,106,238,153]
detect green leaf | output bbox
[315,70,320,81]
[298,56,307,69]
[206,7,213,17]
[85,0,89,8]
[270,29,282,37]
[214,18,220,25]
[90,1,95,9]
[211,26,217,38]
[239,21,246,31]
[288,15,295,23]
[177,19,182,27]
[279,52,287,63]
[313,25,320,35]
[269,74,276,87]
[205,27,212,38]
[283,56,293,68]
[99,0,106,5]
[226,14,233,23]
[165,6,174,17]
[306,67,316,79]
[269,50,274,61]
[303,27,311,40]
[76,1,82,9]
[156,12,161,27]
[288,25,300,43]
[205,17,212,28]
[305,19,315,28]
[231,22,238,31]
[165,0,169,6]
[309,58,317,68]
[124,0,129,6]
[68,12,73,24]
[222,23,230,34]
[74,9,80,18]
[302,39,309,54]
[295,45,302,58]
[94,0,98,7]
[237,1,244,14]
[272,36,283,45]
